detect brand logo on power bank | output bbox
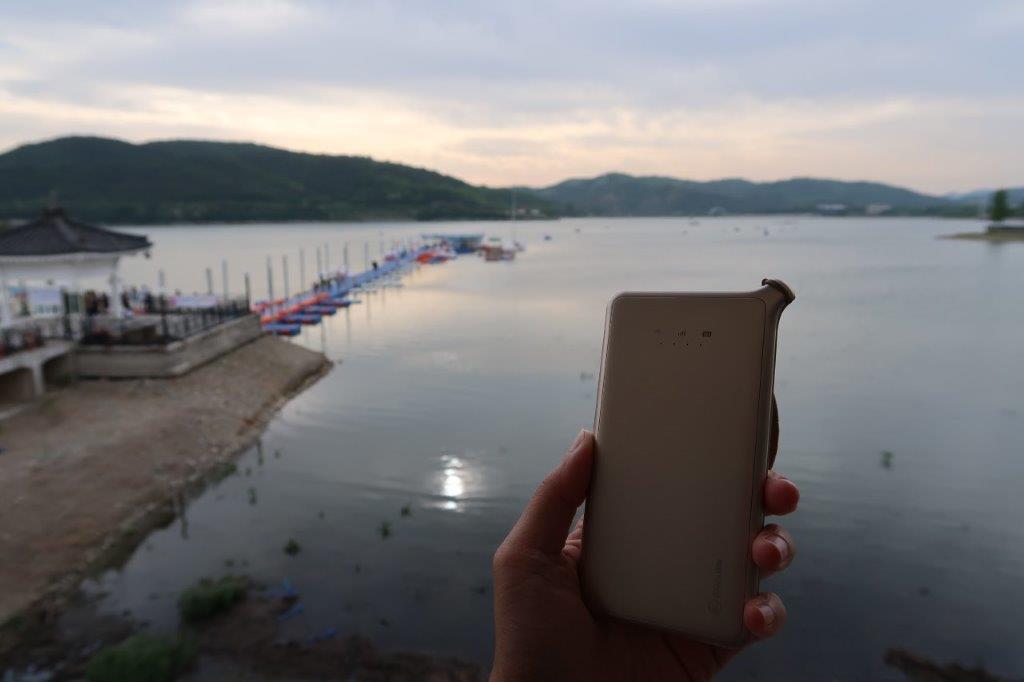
[708,559,723,614]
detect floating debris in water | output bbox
[247,487,258,505]
[244,467,252,476]
[379,521,392,539]
[379,618,391,628]
[266,578,298,600]
[274,449,282,459]
[918,586,931,597]
[317,510,325,519]
[579,371,594,381]
[266,577,299,598]
[400,504,412,517]
[474,583,488,595]
[276,602,304,623]
[284,539,301,556]
[880,451,894,469]
[354,563,361,574]
[224,559,235,568]
[305,626,338,646]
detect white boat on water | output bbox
[481,236,516,261]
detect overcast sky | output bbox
[1,0,1021,192]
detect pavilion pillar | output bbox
[0,276,12,329]
[109,259,124,318]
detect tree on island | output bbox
[989,189,1010,222]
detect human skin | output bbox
[491,430,799,681]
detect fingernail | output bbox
[767,534,790,564]
[569,429,588,452]
[757,603,776,629]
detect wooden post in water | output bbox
[325,243,331,273]
[244,273,251,308]
[299,248,306,292]
[282,254,290,299]
[221,259,228,300]
[266,257,274,303]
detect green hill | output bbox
[533,172,961,216]
[0,136,552,224]
[0,137,979,224]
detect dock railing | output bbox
[74,297,252,346]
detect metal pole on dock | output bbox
[343,243,349,272]
[324,243,331,273]
[316,247,323,278]
[266,256,274,302]
[221,259,228,300]
[244,273,251,307]
[158,269,166,295]
[364,242,370,270]
[299,248,306,291]
[282,254,290,299]
[206,267,213,295]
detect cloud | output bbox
[0,0,1021,192]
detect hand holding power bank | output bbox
[581,279,794,646]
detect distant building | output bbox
[865,203,892,216]
[816,203,847,216]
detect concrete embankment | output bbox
[0,335,331,630]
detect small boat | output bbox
[421,233,483,254]
[482,237,516,262]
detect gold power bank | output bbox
[582,279,794,647]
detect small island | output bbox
[943,189,1024,242]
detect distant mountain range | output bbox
[535,173,973,216]
[0,136,1009,224]
[0,136,552,223]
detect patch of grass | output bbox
[284,538,301,556]
[85,634,196,682]
[400,503,412,517]
[379,521,392,539]
[178,576,247,623]
[880,450,894,469]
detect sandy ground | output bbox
[0,335,331,627]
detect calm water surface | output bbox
[95,217,1024,680]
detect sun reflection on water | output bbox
[440,454,466,511]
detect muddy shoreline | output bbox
[0,336,331,657]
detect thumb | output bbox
[506,429,595,554]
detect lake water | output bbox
[93,216,1023,680]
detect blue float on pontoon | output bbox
[264,322,301,336]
